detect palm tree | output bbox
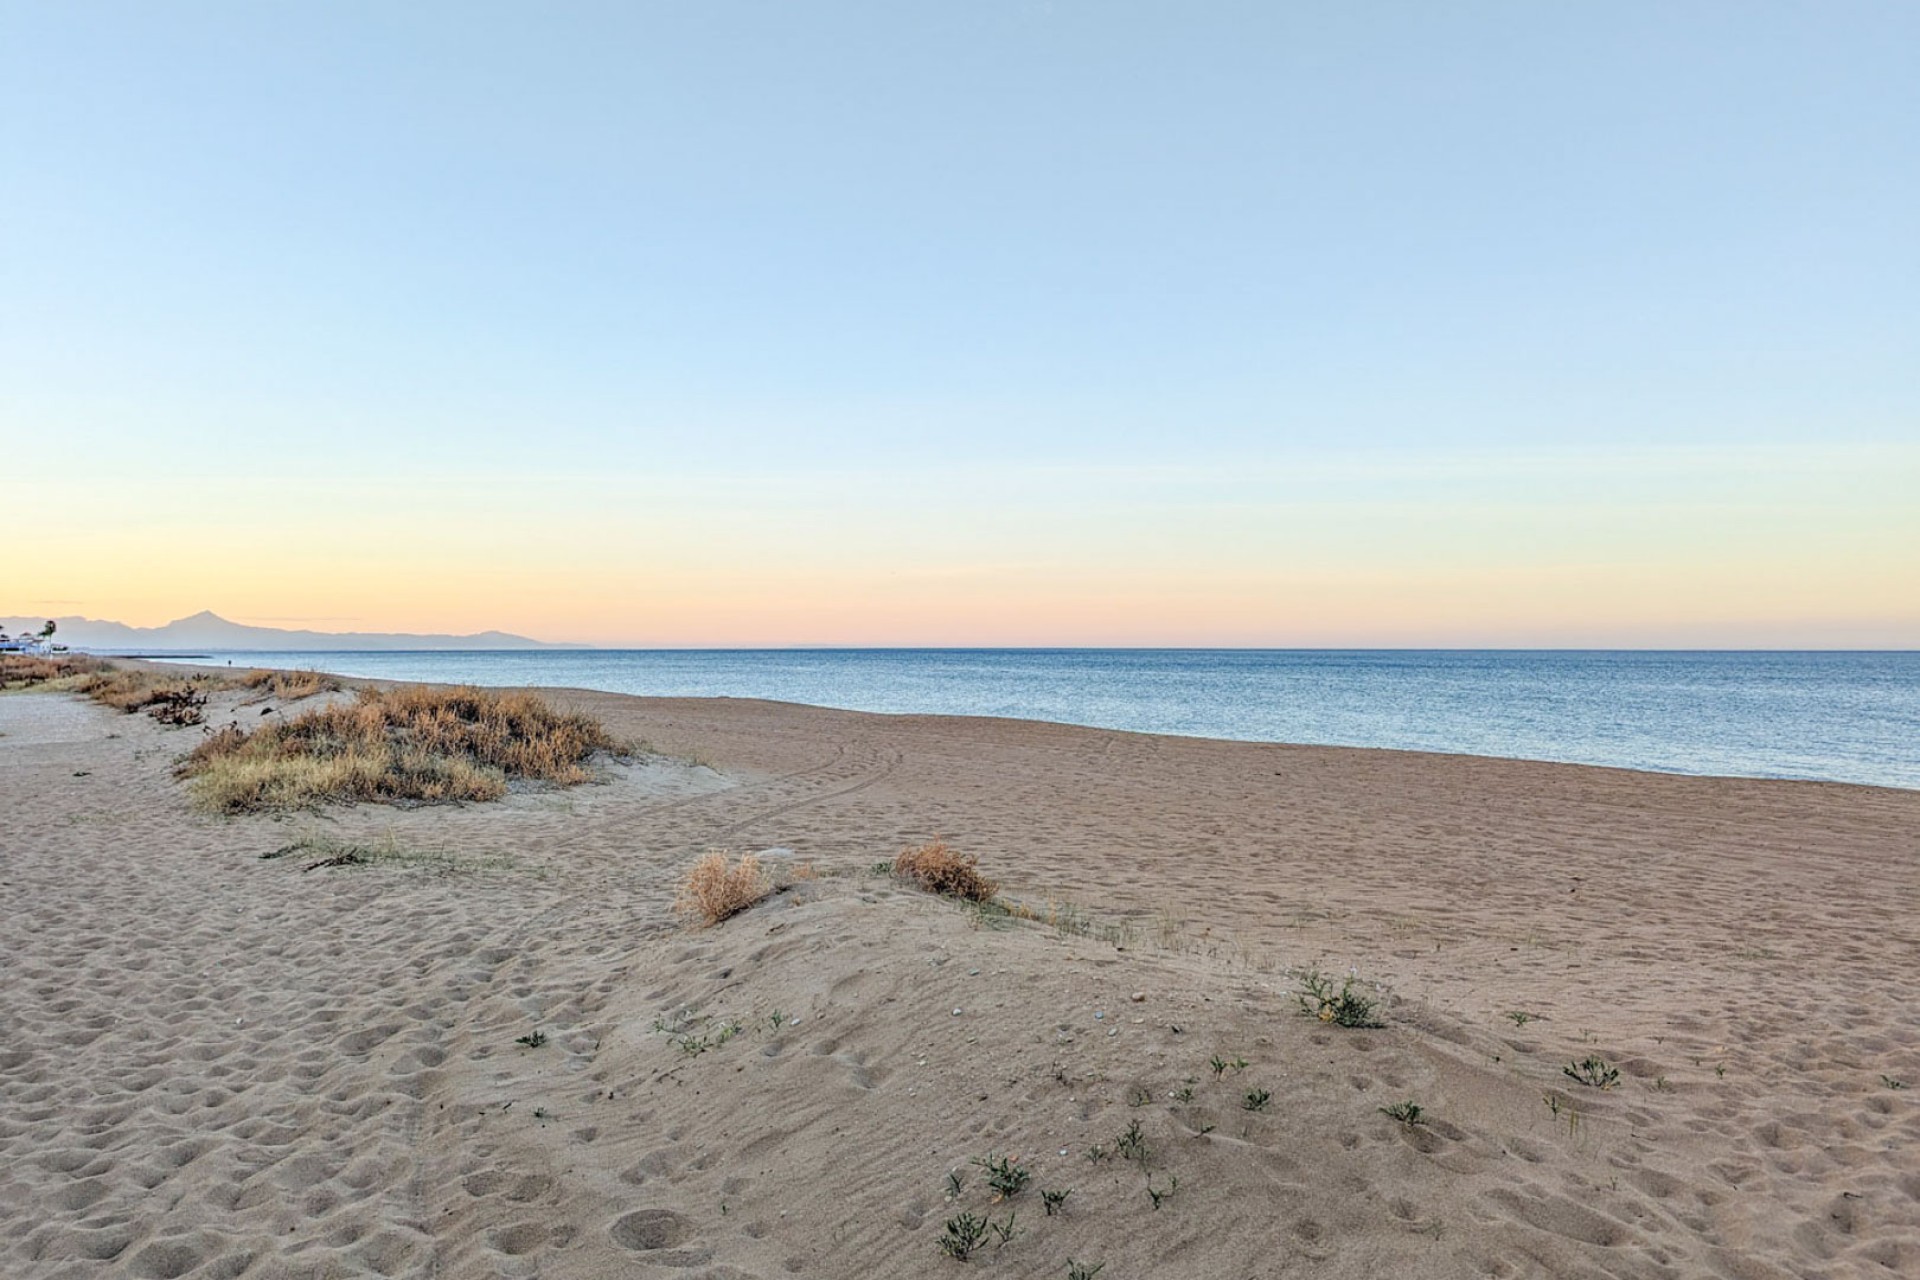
[39,620,57,640]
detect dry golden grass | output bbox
[4,657,328,728]
[71,669,223,723]
[893,839,998,902]
[74,668,179,711]
[239,668,339,700]
[176,684,620,813]
[2,657,234,726]
[675,852,771,926]
[0,654,110,690]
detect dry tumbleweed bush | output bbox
[893,840,998,902]
[677,852,771,925]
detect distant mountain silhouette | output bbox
[0,610,579,652]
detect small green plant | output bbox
[1067,1262,1105,1280]
[1085,1143,1109,1163]
[1543,1092,1582,1138]
[938,1213,989,1261]
[1882,1075,1908,1090]
[1209,1054,1248,1079]
[1041,1188,1071,1216]
[946,1169,965,1197]
[869,860,895,876]
[768,1010,790,1030]
[1172,1084,1195,1103]
[1127,1086,1153,1107]
[1507,1010,1539,1028]
[989,1212,1021,1245]
[671,1019,743,1057]
[1146,1172,1180,1210]
[1715,1063,1727,1079]
[1564,1056,1620,1089]
[1380,1100,1425,1125]
[1115,1119,1150,1163]
[1243,1088,1271,1111]
[1299,968,1383,1028]
[515,1029,548,1049]
[973,1153,1029,1199]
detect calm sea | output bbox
[166,650,1919,791]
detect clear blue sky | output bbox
[4,3,1915,644]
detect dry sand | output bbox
[3,675,1918,1279]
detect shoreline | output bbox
[136,655,1920,796]
[4,671,1917,1276]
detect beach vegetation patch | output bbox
[892,839,998,902]
[174,684,619,812]
[676,852,772,926]
[972,1153,1029,1200]
[1380,1100,1426,1125]
[1298,968,1384,1028]
[671,1020,743,1056]
[1115,1118,1151,1163]
[1563,1056,1621,1089]
[259,831,512,875]
[937,1212,989,1261]
[148,684,210,725]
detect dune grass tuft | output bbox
[239,668,339,700]
[176,684,619,812]
[893,839,998,902]
[676,852,772,926]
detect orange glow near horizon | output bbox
[7,445,1917,648]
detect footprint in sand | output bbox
[610,1208,714,1268]
[612,1209,690,1250]
[488,1222,564,1256]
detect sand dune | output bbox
[2,677,1917,1278]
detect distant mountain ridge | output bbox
[0,610,579,652]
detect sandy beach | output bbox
[3,673,1917,1279]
